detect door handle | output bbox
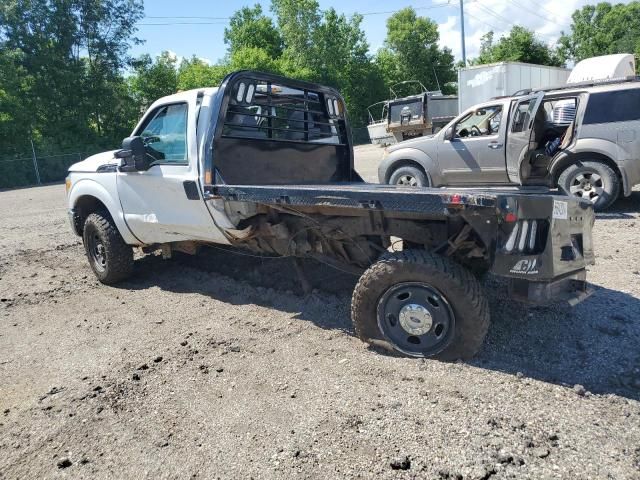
[488,143,503,149]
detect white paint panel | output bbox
[459,62,571,111]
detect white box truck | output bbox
[458,62,571,112]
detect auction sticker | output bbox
[553,200,568,220]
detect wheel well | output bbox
[385,160,429,184]
[73,195,110,235]
[552,152,621,184]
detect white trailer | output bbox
[458,62,571,112]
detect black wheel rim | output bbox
[88,233,107,272]
[377,282,455,357]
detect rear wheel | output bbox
[83,212,134,284]
[389,165,427,187]
[351,250,490,361]
[557,160,619,211]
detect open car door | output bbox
[506,91,544,184]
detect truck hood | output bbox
[68,150,119,173]
[385,134,435,152]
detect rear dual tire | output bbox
[351,250,490,361]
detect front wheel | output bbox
[389,165,427,187]
[83,212,134,284]
[557,161,620,211]
[351,250,490,361]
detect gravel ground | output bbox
[1,145,640,479]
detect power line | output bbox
[508,0,555,24]
[138,22,228,26]
[456,7,501,32]
[472,3,515,28]
[145,15,231,20]
[139,1,454,24]
[359,2,452,16]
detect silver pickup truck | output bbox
[380,77,640,211]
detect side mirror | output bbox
[116,136,149,172]
[443,126,454,141]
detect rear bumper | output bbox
[508,269,593,306]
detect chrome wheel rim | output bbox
[569,171,604,204]
[377,282,455,357]
[396,175,418,187]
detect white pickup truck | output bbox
[66,71,595,360]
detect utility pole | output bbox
[30,138,41,185]
[459,0,467,66]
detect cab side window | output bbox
[511,100,537,133]
[137,103,188,164]
[454,105,502,138]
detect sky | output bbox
[132,0,629,64]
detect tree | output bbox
[0,0,143,156]
[267,1,386,127]
[375,8,456,95]
[310,9,385,127]
[472,26,563,67]
[558,2,640,71]
[224,4,283,59]
[177,57,230,91]
[129,52,179,108]
[271,0,321,70]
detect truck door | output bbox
[505,92,545,184]
[117,99,226,245]
[437,103,509,184]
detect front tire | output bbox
[389,165,427,187]
[83,212,134,284]
[557,160,620,211]
[351,250,490,361]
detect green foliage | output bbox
[229,47,280,73]
[271,0,321,69]
[375,8,457,95]
[0,0,143,161]
[129,51,179,108]
[177,57,229,91]
[224,4,283,59]
[471,26,563,67]
[558,2,640,71]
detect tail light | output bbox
[503,219,548,254]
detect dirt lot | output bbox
[1,145,640,479]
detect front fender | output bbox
[68,178,141,245]
[378,147,442,185]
